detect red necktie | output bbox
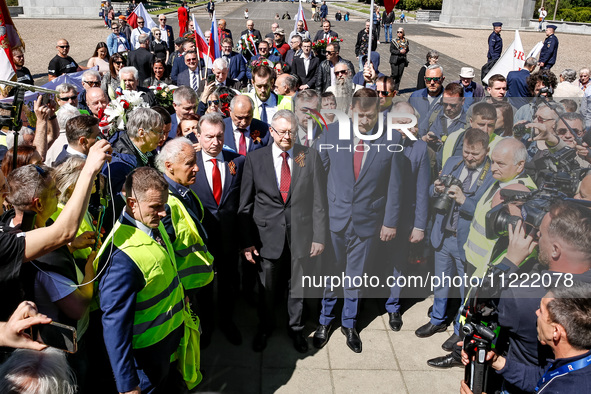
[211,158,222,205]
[280,152,291,203]
[353,139,365,180]
[238,130,247,156]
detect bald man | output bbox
[48,39,85,81]
[86,88,109,118]
[222,95,271,156]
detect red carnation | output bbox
[121,100,130,110]
[156,86,163,91]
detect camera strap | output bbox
[535,354,591,392]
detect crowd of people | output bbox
[1,3,591,394]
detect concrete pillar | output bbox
[440,0,536,29]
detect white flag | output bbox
[483,30,526,84]
[527,41,544,60]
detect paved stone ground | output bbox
[13,2,588,392]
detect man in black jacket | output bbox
[291,39,319,90]
[127,34,154,87]
[355,20,378,71]
[315,42,354,93]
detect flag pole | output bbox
[366,0,374,69]
[192,14,204,79]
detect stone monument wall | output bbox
[20,0,100,19]
[439,0,536,29]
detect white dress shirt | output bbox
[232,122,251,152]
[271,143,293,189]
[201,150,226,192]
[123,211,153,237]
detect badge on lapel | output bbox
[295,151,305,168]
[228,160,237,175]
[250,129,262,144]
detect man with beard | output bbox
[245,65,292,123]
[326,61,354,114]
[289,20,310,42]
[273,28,290,60]
[315,42,355,94]
[221,38,246,84]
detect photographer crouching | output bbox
[461,200,591,393]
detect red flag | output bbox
[127,12,138,29]
[0,0,23,95]
[384,0,400,14]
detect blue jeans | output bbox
[384,24,392,42]
[431,235,465,326]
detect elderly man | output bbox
[315,42,355,93]
[56,82,81,110]
[85,87,108,119]
[128,34,154,86]
[554,68,584,98]
[221,37,246,83]
[95,167,192,394]
[409,64,445,136]
[48,39,84,81]
[355,20,378,72]
[119,66,156,106]
[453,67,485,111]
[130,17,150,49]
[538,24,559,70]
[284,34,302,67]
[326,61,354,113]
[293,89,323,147]
[78,70,102,112]
[157,14,175,52]
[169,86,198,138]
[245,65,292,123]
[239,109,327,353]
[505,57,537,109]
[554,112,590,168]
[292,39,319,90]
[274,74,298,97]
[218,19,232,41]
[273,28,290,59]
[265,22,280,40]
[313,20,338,42]
[289,20,311,42]
[222,95,270,155]
[241,19,262,42]
[196,58,241,116]
[157,137,214,346]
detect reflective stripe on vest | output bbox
[464,175,537,277]
[167,193,214,290]
[441,130,501,169]
[0,135,6,147]
[94,220,185,349]
[51,204,95,260]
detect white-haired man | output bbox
[119,66,156,106]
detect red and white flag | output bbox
[0,0,24,94]
[127,3,156,30]
[293,0,308,35]
[209,11,221,60]
[193,14,213,68]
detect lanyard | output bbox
[535,354,591,392]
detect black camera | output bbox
[484,193,551,239]
[433,175,463,213]
[527,147,587,197]
[512,123,533,139]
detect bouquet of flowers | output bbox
[237,33,259,58]
[312,37,344,55]
[216,86,237,118]
[149,83,177,108]
[250,57,274,70]
[100,89,149,136]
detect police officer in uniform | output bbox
[538,24,559,70]
[481,22,503,83]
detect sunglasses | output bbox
[325,51,336,55]
[138,21,144,24]
[59,95,77,101]
[84,81,101,87]
[335,70,348,76]
[442,102,461,108]
[425,77,442,83]
[58,45,70,48]
[208,100,220,106]
[114,61,125,65]
[557,128,583,136]
[377,90,391,96]
[397,31,404,34]
[185,58,198,62]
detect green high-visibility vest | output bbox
[464,175,537,277]
[167,192,214,290]
[244,92,292,121]
[441,129,501,169]
[51,203,96,261]
[94,220,185,349]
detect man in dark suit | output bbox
[383,102,431,331]
[239,109,328,353]
[312,89,404,353]
[171,40,195,84]
[293,89,323,148]
[196,58,243,116]
[157,14,175,53]
[313,20,338,42]
[221,37,246,83]
[176,50,203,96]
[506,57,537,109]
[408,64,445,136]
[241,19,262,43]
[127,33,154,86]
[291,39,319,90]
[190,113,246,345]
[416,128,495,354]
[222,95,271,155]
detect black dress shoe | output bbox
[415,322,447,338]
[427,305,433,318]
[427,353,463,369]
[252,331,269,352]
[220,321,242,346]
[341,327,362,353]
[388,312,403,331]
[289,330,309,353]
[441,333,461,352]
[313,324,331,349]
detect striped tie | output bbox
[191,71,198,91]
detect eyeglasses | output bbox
[425,77,442,83]
[185,58,198,62]
[377,90,392,96]
[397,31,404,34]
[208,100,220,106]
[58,95,77,102]
[325,51,336,55]
[442,102,461,108]
[557,127,583,136]
[84,81,101,87]
[58,45,70,48]
[535,115,554,123]
[271,126,293,137]
[335,70,348,76]
[114,61,125,65]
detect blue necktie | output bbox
[260,102,268,124]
